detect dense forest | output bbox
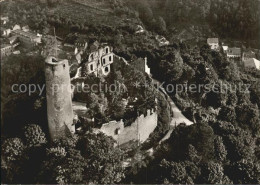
[3,0,260,47]
[126,0,260,46]
[122,42,260,184]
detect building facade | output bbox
[244,58,260,70]
[1,44,13,59]
[227,47,241,58]
[84,43,114,76]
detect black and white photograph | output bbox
[1,0,260,184]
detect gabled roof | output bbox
[227,47,241,56]
[222,46,228,51]
[207,38,219,44]
[243,50,256,59]
[12,29,39,40]
[244,58,260,70]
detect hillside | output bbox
[123,0,260,48]
[1,0,260,184]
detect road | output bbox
[152,79,193,144]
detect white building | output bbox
[244,58,260,70]
[207,38,219,50]
[227,47,241,58]
[135,25,145,34]
[242,50,256,62]
[222,46,228,53]
[156,35,169,47]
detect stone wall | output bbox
[97,109,158,145]
[45,57,75,140]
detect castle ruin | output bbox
[45,56,75,140]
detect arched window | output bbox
[106,47,109,54]
[105,66,109,72]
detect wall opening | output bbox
[115,128,120,135]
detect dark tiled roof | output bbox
[243,50,256,58]
[207,38,219,44]
[227,47,241,56]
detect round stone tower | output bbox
[45,56,75,140]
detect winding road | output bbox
[152,79,193,144]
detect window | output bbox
[90,64,93,71]
[63,64,66,69]
[106,47,109,54]
[115,128,120,135]
[90,54,94,60]
[105,66,109,72]
[103,58,105,64]
[109,56,112,61]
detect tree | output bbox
[77,132,125,184]
[137,1,154,25]
[186,144,202,164]
[195,122,215,159]
[214,136,227,162]
[23,124,47,147]
[1,138,26,183]
[170,162,188,184]
[236,104,260,135]
[159,52,183,82]
[229,159,260,184]
[218,105,236,123]
[200,161,232,184]
[40,147,86,184]
[156,16,166,33]
[158,159,189,184]
[2,138,25,162]
[182,161,201,182]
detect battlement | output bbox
[45,56,67,65]
[96,109,158,145]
